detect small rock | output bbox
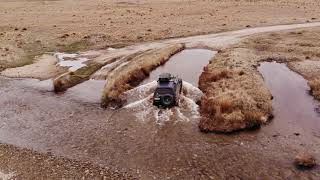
[272,133,280,137]
[246,25,251,28]
[60,34,69,38]
[295,152,316,168]
[294,132,300,136]
[22,28,27,31]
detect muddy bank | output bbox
[288,60,320,101]
[101,44,184,107]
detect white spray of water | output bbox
[154,109,173,125]
[124,80,202,124]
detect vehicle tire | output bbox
[161,94,174,107]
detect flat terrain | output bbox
[1,0,320,179]
[1,0,320,70]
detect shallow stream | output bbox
[258,62,320,137]
[142,49,216,86]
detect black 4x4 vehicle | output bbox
[153,73,183,108]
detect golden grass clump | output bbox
[199,68,231,90]
[309,78,320,100]
[101,44,185,107]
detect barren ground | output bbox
[1,0,320,70]
[1,0,320,179]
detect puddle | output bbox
[64,79,106,104]
[141,49,216,86]
[18,79,54,92]
[258,62,320,136]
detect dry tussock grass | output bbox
[309,78,320,100]
[101,44,184,107]
[199,68,231,90]
[199,48,273,133]
[199,95,265,132]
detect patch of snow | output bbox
[54,52,77,62]
[54,53,89,72]
[107,47,116,51]
[57,57,88,72]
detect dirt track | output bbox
[1,0,320,70]
[1,23,320,179]
[1,0,320,179]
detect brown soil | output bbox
[199,27,320,133]
[101,44,184,107]
[1,54,67,80]
[0,143,134,179]
[1,0,320,71]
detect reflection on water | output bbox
[258,62,320,136]
[142,49,216,86]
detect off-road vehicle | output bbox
[153,73,182,108]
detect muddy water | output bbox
[1,73,320,179]
[259,62,320,137]
[63,79,106,104]
[142,49,216,86]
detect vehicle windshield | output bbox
[155,88,173,95]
